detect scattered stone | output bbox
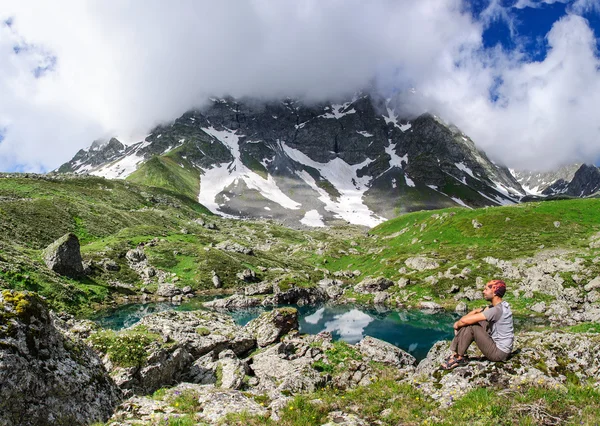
[237,268,258,282]
[529,302,547,313]
[103,259,120,271]
[182,286,193,294]
[356,336,416,368]
[418,301,443,311]
[212,271,222,289]
[455,301,468,313]
[322,411,370,426]
[397,277,410,288]
[156,283,181,298]
[125,248,146,263]
[42,233,85,277]
[244,281,273,296]
[405,256,439,271]
[374,291,389,305]
[584,276,600,292]
[472,219,482,229]
[216,241,254,255]
[354,276,394,294]
[554,221,561,228]
[245,308,299,347]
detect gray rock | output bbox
[374,291,390,305]
[211,270,222,288]
[397,277,410,288]
[356,336,416,368]
[125,248,146,263]
[413,331,600,406]
[263,286,329,306]
[244,281,274,296]
[0,291,120,425]
[245,308,299,347]
[529,301,547,313]
[584,276,600,292]
[318,278,344,299]
[182,286,193,294]
[554,221,561,228]
[405,257,439,271]
[354,276,394,294]
[237,268,257,282]
[472,219,483,229]
[455,301,468,313]
[216,240,254,255]
[204,294,262,309]
[418,301,443,311]
[103,259,120,271]
[217,349,247,390]
[156,283,181,298]
[322,411,370,426]
[250,338,328,393]
[42,233,85,277]
[135,310,256,359]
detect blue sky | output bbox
[1,0,600,173]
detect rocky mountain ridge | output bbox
[58,95,525,228]
[512,162,600,198]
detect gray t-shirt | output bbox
[483,301,514,354]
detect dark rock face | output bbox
[42,233,84,277]
[565,164,600,197]
[0,291,121,426]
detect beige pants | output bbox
[450,320,509,362]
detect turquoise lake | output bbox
[90,297,461,361]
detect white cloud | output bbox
[0,1,599,172]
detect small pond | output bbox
[89,297,546,362]
[90,297,458,361]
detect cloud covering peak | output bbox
[1,0,599,172]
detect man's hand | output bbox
[453,321,461,330]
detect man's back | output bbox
[483,300,514,354]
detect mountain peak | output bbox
[57,95,525,228]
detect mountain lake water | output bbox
[88,296,543,361]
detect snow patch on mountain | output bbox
[321,103,356,119]
[300,210,326,227]
[198,127,301,215]
[382,107,411,132]
[282,142,384,227]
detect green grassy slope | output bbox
[127,150,202,200]
[0,174,338,314]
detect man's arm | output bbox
[453,309,487,330]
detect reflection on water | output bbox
[89,300,547,362]
[91,300,459,361]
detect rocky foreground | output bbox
[1,290,599,425]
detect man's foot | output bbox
[441,355,468,370]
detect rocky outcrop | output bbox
[42,233,85,277]
[356,336,416,368]
[203,294,262,309]
[354,276,394,294]
[245,308,299,347]
[216,240,254,255]
[405,256,440,271]
[0,291,120,426]
[250,334,330,393]
[111,383,268,424]
[263,285,329,306]
[412,330,600,406]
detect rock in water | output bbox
[0,290,121,425]
[42,233,84,277]
[244,308,299,347]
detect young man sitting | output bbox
[441,279,514,369]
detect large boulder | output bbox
[245,308,299,347]
[356,336,416,368]
[250,336,329,393]
[136,310,256,358]
[0,290,121,425]
[42,233,85,277]
[263,286,329,306]
[353,277,394,294]
[405,257,440,271]
[204,294,262,309]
